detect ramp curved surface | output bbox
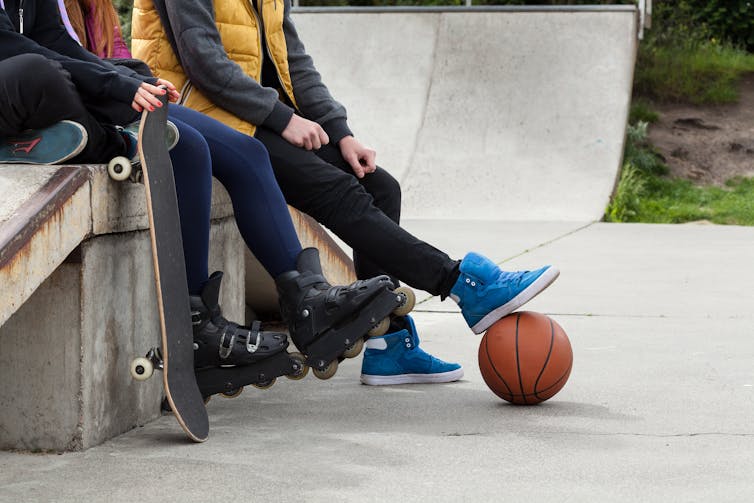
[292,7,637,221]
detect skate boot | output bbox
[0,120,87,164]
[191,272,288,368]
[276,248,414,380]
[360,315,463,385]
[191,272,308,399]
[449,252,559,334]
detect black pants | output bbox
[255,125,459,297]
[0,54,135,163]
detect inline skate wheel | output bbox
[342,338,364,359]
[367,317,390,337]
[221,387,244,398]
[313,360,338,380]
[107,156,132,181]
[393,286,416,317]
[285,352,310,380]
[253,379,276,390]
[130,357,153,381]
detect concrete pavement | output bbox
[2,220,752,502]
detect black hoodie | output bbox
[0,0,154,106]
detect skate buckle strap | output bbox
[218,325,236,360]
[190,310,203,325]
[246,320,262,354]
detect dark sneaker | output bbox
[0,120,87,165]
[121,119,180,164]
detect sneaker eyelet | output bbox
[465,278,471,284]
[471,281,476,287]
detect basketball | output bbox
[478,311,572,404]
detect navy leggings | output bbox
[167,105,301,294]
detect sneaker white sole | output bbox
[470,266,560,335]
[360,367,464,386]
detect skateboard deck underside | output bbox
[138,97,209,442]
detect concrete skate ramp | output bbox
[292,6,637,221]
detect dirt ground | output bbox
[647,74,754,185]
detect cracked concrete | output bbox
[1,220,753,502]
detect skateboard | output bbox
[126,93,209,443]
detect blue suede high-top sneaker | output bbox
[450,252,559,334]
[360,315,463,385]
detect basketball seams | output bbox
[533,318,555,400]
[483,331,514,398]
[513,313,528,404]
[506,362,573,399]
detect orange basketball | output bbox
[478,311,572,404]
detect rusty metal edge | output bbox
[0,166,91,269]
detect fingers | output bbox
[346,152,365,178]
[362,149,377,172]
[133,85,164,112]
[156,79,181,103]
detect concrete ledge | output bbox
[0,166,91,327]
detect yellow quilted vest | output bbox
[131,0,298,136]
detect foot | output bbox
[0,120,87,164]
[119,119,180,163]
[192,272,288,368]
[449,252,559,334]
[360,315,463,385]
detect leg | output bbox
[165,114,212,295]
[313,144,410,284]
[0,54,124,162]
[167,112,289,370]
[255,126,458,297]
[169,106,301,278]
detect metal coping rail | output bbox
[292,5,638,14]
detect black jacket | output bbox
[0,0,154,105]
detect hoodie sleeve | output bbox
[163,0,293,131]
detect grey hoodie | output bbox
[153,0,353,141]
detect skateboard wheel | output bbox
[253,378,276,390]
[108,156,132,181]
[286,352,310,381]
[221,388,243,399]
[130,357,154,381]
[342,338,364,359]
[312,360,338,380]
[393,286,416,317]
[367,317,390,337]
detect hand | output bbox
[281,114,329,150]
[131,82,172,113]
[339,136,376,179]
[156,79,181,103]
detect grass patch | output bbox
[635,41,754,104]
[606,121,754,226]
[611,175,754,225]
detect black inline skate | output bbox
[275,248,415,380]
[191,272,308,400]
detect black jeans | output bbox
[255,125,459,297]
[0,54,135,163]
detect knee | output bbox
[369,167,402,218]
[171,122,211,180]
[17,55,68,88]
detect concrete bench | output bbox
[0,163,353,451]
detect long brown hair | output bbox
[64,0,120,58]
